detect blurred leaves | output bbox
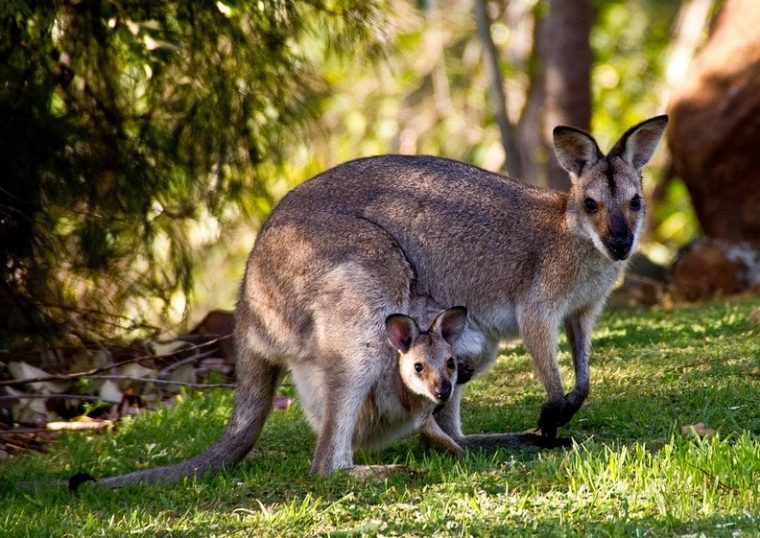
[0,0,388,345]
[1,0,709,348]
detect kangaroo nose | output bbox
[606,234,633,260]
[435,381,452,402]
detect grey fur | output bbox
[91,115,667,486]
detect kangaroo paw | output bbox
[537,395,582,438]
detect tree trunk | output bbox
[667,0,760,246]
[516,4,549,186]
[542,0,594,191]
[474,0,523,179]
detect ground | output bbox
[1,297,758,537]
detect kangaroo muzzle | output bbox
[605,233,633,260]
[606,214,633,260]
[433,380,452,403]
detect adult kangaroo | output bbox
[94,115,668,485]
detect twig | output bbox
[86,375,235,389]
[0,428,62,436]
[0,336,230,387]
[2,440,46,452]
[0,428,60,437]
[158,355,200,377]
[0,393,103,403]
[686,462,736,494]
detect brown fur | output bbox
[91,116,667,486]
[353,307,465,455]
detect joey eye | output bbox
[414,362,424,373]
[446,357,456,369]
[630,195,642,211]
[584,198,598,214]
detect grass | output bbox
[1,297,759,537]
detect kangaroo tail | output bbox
[94,352,282,488]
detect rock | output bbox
[671,239,760,301]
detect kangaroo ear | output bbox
[610,115,668,171]
[432,306,468,346]
[553,126,603,176]
[385,314,419,353]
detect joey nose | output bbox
[606,234,633,260]
[435,381,452,402]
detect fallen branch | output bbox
[0,337,230,388]
[158,355,200,376]
[0,428,62,436]
[46,420,112,431]
[0,393,104,403]
[686,462,736,495]
[86,375,235,389]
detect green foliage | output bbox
[1,298,758,536]
[0,0,387,344]
[1,0,712,346]
[591,0,678,138]
[591,0,701,257]
[652,176,703,246]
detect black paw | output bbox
[456,362,475,385]
[537,395,583,438]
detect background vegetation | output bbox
[0,0,388,345]
[1,0,714,347]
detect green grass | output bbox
[2,297,759,537]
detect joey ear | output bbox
[610,115,668,171]
[385,314,419,353]
[553,126,603,176]
[431,306,468,346]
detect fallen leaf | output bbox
[7,361,66,394]
[99,380,123,403]
[5,387,57,424]
[149,339,188,357]
[682,422,716,438]
[749,309,760,325]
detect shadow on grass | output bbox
[450,512,758,538]
[457,378,759,451]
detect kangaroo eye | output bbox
[446,357,456,369]
[414,362,424,373]
[630,195,642,211]
[584,198,598,214]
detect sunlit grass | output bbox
[2,297,758,537]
